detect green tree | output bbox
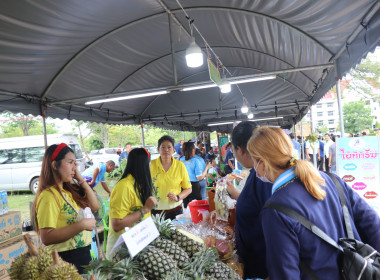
[343,101,374,133]
[317,125,329,134]
[0,112,57,137]
[348,50,380,103]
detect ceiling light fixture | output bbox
[181,83,217,92]
[241,104,249,114]
[230,75,276,84]
[207,116,284,126]
[186,37,203,68]
[219,75,231,93]
[85,90,168,105]
[247,112,254,119]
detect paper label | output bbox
[122,216,159,258]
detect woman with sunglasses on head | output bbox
[106,148,157,258]
[247,127,380,279]
[33,143,99,274]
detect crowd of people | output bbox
[32,126,380,278]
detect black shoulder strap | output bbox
[325,172,354,239]
[263,202,343,252]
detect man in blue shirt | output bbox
[289,133,301,159]
[174,139,184,159]
[82,160,115,195]
[318,136,324,171]
[224,142,234,174]
[205,146,215,161]
[118,143,132,163]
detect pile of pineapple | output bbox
[10,234,83,280]
[84,214,242,280]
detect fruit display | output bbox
[81,214,242,280]
[9,233,83,280]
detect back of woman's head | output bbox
[121,148,152,204]
[247,126,325,200]
[183,142,195,160]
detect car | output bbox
[89,148,120,167]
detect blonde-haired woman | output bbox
[247,126,380,280]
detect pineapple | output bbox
[111,258,146,280]
[205,261,242,280]
[136,246,176,280]
[171,229,204,258]
[182,248,242,280]
[152,238,190,268]
[152,214,204,257]
[164,269,191,280]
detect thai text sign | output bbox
[337,136,380,215]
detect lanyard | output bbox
[272,167,296,195]
[59,189,79,214]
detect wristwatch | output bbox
[176,195,180,202]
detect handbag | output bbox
[263,173,380,280]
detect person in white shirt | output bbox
[305,139,320,167]
[324,133,334,173]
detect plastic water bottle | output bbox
[1,191,8,214]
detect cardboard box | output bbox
[0,211,22,244]
[0,232,39,279]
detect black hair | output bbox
[125,142,131,146]
[289,133,295,139]
[183,142,195,160]
[231,121,256,152]
[197,140,202,145]
[157,135,175,148]
[120,148,152,205]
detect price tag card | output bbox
[122,216,159,258]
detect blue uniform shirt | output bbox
[235,169,272,278]
[118,151,128,162]
[175,142,182,157]
[82,163,106,187]
[319,140,325,157]
[291,139,301,159]
[261,172,380,280]
[224,148,234,165]
[179,156,202,182]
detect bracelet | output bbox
[176,195,180,202]
[139,208,145,221]
[77,178,86,185]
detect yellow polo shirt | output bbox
[106,174,150,258]
[36,186,92,252]
[150,156,191,210]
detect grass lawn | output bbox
[7,178,118,223]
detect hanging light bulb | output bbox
[241,104,248,114]
[248,111,254,119]
[219,75,231,93]
[186,37,203,68]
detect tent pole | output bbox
[300,121,304,160]
[141,123,145,147]
[40,104,47,150]
[336,79,345,138]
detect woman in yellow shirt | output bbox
[150,135,192,220]
[106,148,157,258]
[33,143,99,274]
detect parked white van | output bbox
[0,134,85,194]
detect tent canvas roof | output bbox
[0,0,379,132]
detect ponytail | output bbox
[294,159,326,200]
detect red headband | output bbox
[51,143,68,162]
[144,148,150,158]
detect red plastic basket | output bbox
[188,200,210,224]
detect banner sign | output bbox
[208,59,221,85]
[337,136,380,215]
